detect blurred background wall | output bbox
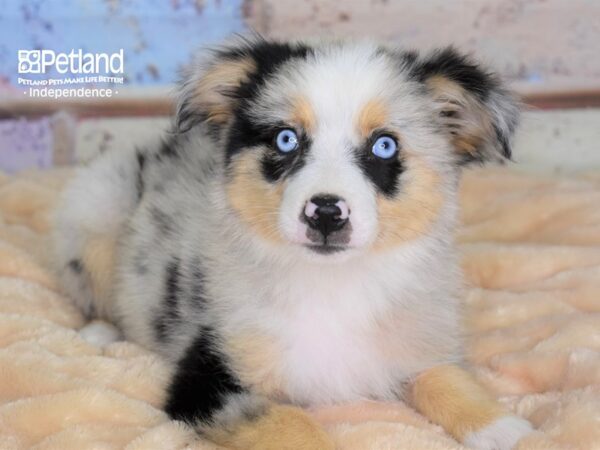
[1,0,599,173]
[0,0,243,88]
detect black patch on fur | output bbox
[177,39,312,135]
[408,47,518,164]
[260,153,289,182]
[356,133,404,197]
[260,140,309,183]
[164,326,244,424]
[150,207,174,236]
[220,40,312,105]
[154,257,182,342]
[135,149,146,200]
[457,149,485,165]
[226,110,311,181]
[409,47,496,102]
[67,259,83,274]
[151,138,179,163]
[401,50,419,66]
[440,109,459,118]
[494,123,512,160]
[159,139,179,158]
[223,41,313,163]
[176,107,210,135]
[225,114,274,162]
[227,114,311,182]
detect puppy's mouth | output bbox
[304,243,348,255]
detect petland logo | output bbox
[18,49,124,74]
[17,49,124,99]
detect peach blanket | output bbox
[0,168,598,449]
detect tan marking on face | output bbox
[374,155,444,250]
[291,96,316,133]
[426,75,494,158]
[357,99,388,138]
[225,332,285,399]
[195,57,256,124]
[411,365,506,441]
[226,150,285,244]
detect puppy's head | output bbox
[178,37,519,258]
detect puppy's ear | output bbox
[176,40,258,133]
[411,47,519,164]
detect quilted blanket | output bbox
[0,167,598,449]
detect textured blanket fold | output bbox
[0,167,598,449]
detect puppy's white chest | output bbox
[227,256,461,406]
[275,282,400,405]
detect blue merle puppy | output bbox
[54,37,533,449]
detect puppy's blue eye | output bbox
[372,135,397,159]
[275,129,299,153]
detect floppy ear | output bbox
[176,43,258,133]
[411,47,519,164]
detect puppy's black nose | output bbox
[304,195,349,237]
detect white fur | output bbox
[53,146,140,318]
[464,416,533,450]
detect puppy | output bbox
[54,37,533,449]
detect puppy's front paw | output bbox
[213,404,335,450]
[79,320,121,347]
[464,415,533,450]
